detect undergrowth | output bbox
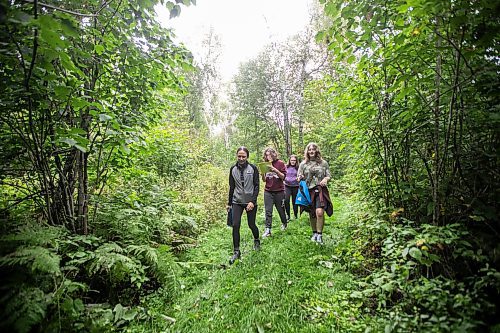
[127,196,375,333]
[127,194,499,333]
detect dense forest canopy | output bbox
[0,0,499,332]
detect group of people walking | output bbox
[226,143,333,265]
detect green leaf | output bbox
[122,308,138,321]
[409,247,422,260]
[120,145,131,154]
[68,128,87,135]
[74,144,87,153]
[170,4,181,18]
[94,44,105,55]
[54,87,71,100]
[72,98,90,110]
[10,11,33,25]
[59,137,87,152]
[99,114,112,122]
[60,18,80,38]
[114,303,125,322]
[60,137,77,146]
[402,247,409,258]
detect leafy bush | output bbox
[344,208,500,332]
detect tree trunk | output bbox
[282,89,292,156]
[432,17,442,225]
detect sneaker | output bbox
[253,239,261,251]
[262,228,272,238]
[316,234,323,244]
[281,223,288,231]
[229,250,241,265]
[310,232,318,241]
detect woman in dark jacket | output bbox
[227,146,260,264]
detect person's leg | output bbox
[316,208,325,233]
[264,191,274,229]
[231,204,245,251]
[284,186,292,220]
[315,207,325,243]
[273,191,288,226]
[246,207,260,250]
[309,212,318,240]
[246,206,259,239]
[291,186,299,219]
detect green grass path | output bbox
[145,197,368,332]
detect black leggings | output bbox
[285,185,299,219]
[232,204,259,251]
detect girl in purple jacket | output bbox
[284,155,300,221]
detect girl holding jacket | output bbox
[297,143,333,244]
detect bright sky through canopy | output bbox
[156,0,312,81]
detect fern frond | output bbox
[97,242,124,254]
[0,246,61,275]
[154,245,181,296]
[172,243,196,252]
[89,242,148,287]
[0,287,48,333]
[0,225,66,252]
[126,244,158,267]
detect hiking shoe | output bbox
[253,239,261,251]
[262,228,272,238]
[316,234,323,244]
[281,223,288,231]
[229,250,241,265]
[310,232,318,241]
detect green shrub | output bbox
[347,211,500,332]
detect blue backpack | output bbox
[295,181,311,206]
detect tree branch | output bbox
[22,0,97,17]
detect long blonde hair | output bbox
[303,142,322,162]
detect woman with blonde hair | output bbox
[297,142,333,244]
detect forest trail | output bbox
[156,197,368,332]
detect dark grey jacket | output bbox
[228,162,259,206]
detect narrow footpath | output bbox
[144,197,372,333]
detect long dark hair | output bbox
[236,146,249,157]
[286,154,299,169]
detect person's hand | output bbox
[269,166,277,173]
[319,179,328,187]
[297,174,303,182]
[226,205,231,212]
[246,202,255,211]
